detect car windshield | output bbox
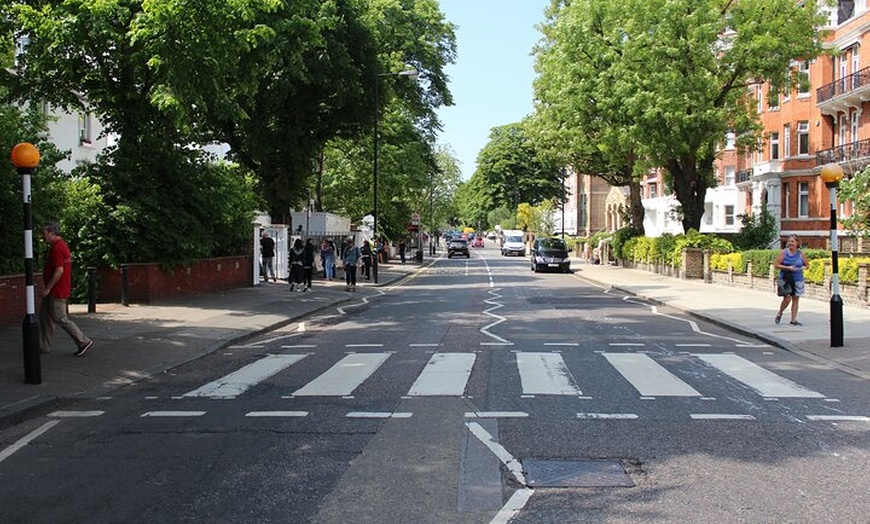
[506,235,522,242]
[450,240,467,246]
[538,238,567,250]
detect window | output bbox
[852,48,860,89]
[649,183,657,199]
[783,183,790,218]
[725,132,736,149]
[784,124,791,157]
[797,60,810,96]
[756,89,763,113]
[797,121,809,155]
[768,87,779,111]
[851,110,859,142]
[725,205,735,226]
[78,113,92,144]
[798,182,809,218]
[839,114,848,146]
[770,132,780,160]
[724,166,735,186]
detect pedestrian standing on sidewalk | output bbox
[398,239,406,264]
[289,238,305,291]
[774,235,809,326]
[260,230,277,282]
[361,240,373,280]
[321,239,335,280]
[39,222,94,357]
[302,238,316,291]
[342,237,362,291]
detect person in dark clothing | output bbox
[260,231,276,282]
[302,238,316,291]
[399,240,407,264]
[289,238,305,291]
[361,240,373,280]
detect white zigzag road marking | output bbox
[480,288,513,345]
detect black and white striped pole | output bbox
[820,163,844,348]
[11,142,42,384]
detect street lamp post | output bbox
[11,142,42,384]
[372,67,418,284]
[820,163,844,348]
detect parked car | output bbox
[472,237,484,248]
[447,238,470,258]
[530,237,570,273]
[501,230,525,256]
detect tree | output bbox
[532,1,646,234]
[534,0,826,233]
[474,122,563,213]
[839,167,870,238]
[733,206,779,250]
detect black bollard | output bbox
[87,266,97,313]
[120,264,129,306]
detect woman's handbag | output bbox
[776,273,794,297]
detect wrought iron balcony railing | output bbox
[817,66,870,104]
[736,169,752,183]
[816,138,870,166]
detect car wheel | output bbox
[466,254,470,258]
[531,264,537,272]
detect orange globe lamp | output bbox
[11,142,40,169]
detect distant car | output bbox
[447,239,470,258]
[530,237,571,273]
[472,237,484,248]
[486,232,497,240]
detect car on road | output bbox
[530,237,571,273]
[447,238,470,258]
[472,237,484,248]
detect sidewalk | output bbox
[572,260,870,381]
[1,257,868,427]
[0,264,416,426]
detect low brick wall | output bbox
[0,256,253,327]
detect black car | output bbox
[447,239,470,258]
[530,237,570,273]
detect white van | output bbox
[500,229,525,256]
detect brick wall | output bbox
[0,256,253,327]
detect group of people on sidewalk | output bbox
[260,233,377,292]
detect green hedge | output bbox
[710,251,870,285]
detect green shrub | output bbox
[670,230,733,268]
[804,259,826,284]
[611,227,641,260]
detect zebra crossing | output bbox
[178,350,829,401]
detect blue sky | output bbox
[435,0,549,180]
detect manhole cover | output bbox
[524,460,635,488]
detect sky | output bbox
[434,0,549,181]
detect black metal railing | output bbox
[817,65,870,104]
[736,169,752,183]
[816,137,870,165]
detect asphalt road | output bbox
[0,246,867,523]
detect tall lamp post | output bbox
[372,67,418,284]
[820,163,844,348]
[11,142,41,384]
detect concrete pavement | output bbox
[1,256,867,427]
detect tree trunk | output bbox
[666,156,707,233]
[629,180,645,235]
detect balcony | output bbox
[816,138,870,166]
[817,66,870,115]
[736,169,752,184]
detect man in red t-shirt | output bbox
[39,222,93,356]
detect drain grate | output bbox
[524,460,635,488]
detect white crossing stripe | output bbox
[245,411,308,417]
[603,353,702,397]
[407,353,476,396]
[516,352,582,395]
[49,411,105,418]
[690,414,756,420]
[806,415,870,422]
[293,353,392,396]
[696,354,825,398]
[141,411,206,417]
[183,354,308,398]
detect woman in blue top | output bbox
[774,235,809,325]
[341,238,362,292]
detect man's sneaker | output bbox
[75,340,94,357]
